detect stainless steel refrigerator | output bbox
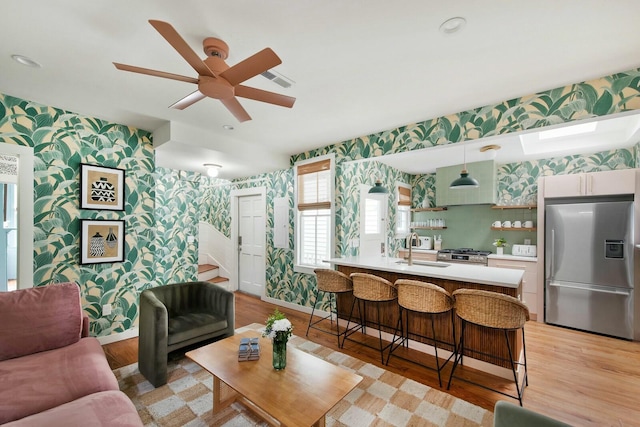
[545,198,635,339]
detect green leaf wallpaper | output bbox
[0,94,156,336]
[200,177,232,238]
[154,168,200,285]
[1,66,640,338]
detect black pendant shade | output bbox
[450,145,479,189]
[368,180,388,194]
[450,169,479,188]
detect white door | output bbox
[238,194,265,296]
[359,185,388,258]
[0,144,33,291]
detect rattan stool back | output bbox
[350,273,397,302]
[395,279,453,314]
[314,269,353,293]
[452,288,529,329]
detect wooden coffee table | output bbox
[186,331,363,427]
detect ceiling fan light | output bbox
[450,170,479,189]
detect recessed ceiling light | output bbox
[222,125,234,130]
[11,54,42,68]
[439,17,466,34]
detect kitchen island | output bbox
[326,256,524,373]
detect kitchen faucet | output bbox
[406,232,419,266]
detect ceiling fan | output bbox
[113,20,296,122]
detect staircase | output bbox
[198,264,231,291]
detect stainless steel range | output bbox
[437,248,491,265]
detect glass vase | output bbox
[272,334,287,370]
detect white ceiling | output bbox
[2,1,640,179]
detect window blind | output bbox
[398,186,412,206]
[297,159,331,211]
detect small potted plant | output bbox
[492,238,509,255]
[263,309,293,370]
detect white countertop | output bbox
[326,256,523,288]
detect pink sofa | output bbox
[0,283,142,426]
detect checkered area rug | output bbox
[114,324,493,427]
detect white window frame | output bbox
[293,153,335,274]
[395,181,412,238]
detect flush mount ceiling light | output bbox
[222,125,234,130]
[11,54,42,68]
[450,145,479,189]
[204,163,221,177]
[368,179,388,194]
[439,17,466,35]
[480,144,501,159]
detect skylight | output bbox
[520,122,599,155]
[538,122,598,140]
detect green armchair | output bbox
[494,401,571,427]
[138,281,235,387]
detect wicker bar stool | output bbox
[446,288,530,406]
[306,269,354,347]
[342,273,398,363]
[386,279,456,387]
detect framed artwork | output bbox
[80,163,125,211]
[80,219,125,265]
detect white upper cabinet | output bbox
[543,169,636,198]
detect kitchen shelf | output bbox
[411,226,447,230]
[491,204,537,210]
[411,207,448,212]
[491,226,537,231]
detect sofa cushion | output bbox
[0,337,119,424]
[2,390,143,427]
[167,312,228,346]
[0,282,83,361]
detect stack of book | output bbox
[238,337,260,361]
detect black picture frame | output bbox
[80,163,125,211]
[80,219,125,265]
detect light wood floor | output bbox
[103,291,640,426]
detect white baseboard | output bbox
[97,327,139,345]
[261,295,330,319]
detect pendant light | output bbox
[450,145,479,189]
[368,179,388,194]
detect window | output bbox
[294,155,335,271]
[396,184,411,236]
[364,197,381,234]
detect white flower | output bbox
[272,318,292,332]
[265,318,292,339]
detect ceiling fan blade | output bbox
[235,85,295,108]
[220,97,251,122]
[219,48,282,86]
[169,90,207,110]
[113,63,199,84]
[148,19,214,77]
